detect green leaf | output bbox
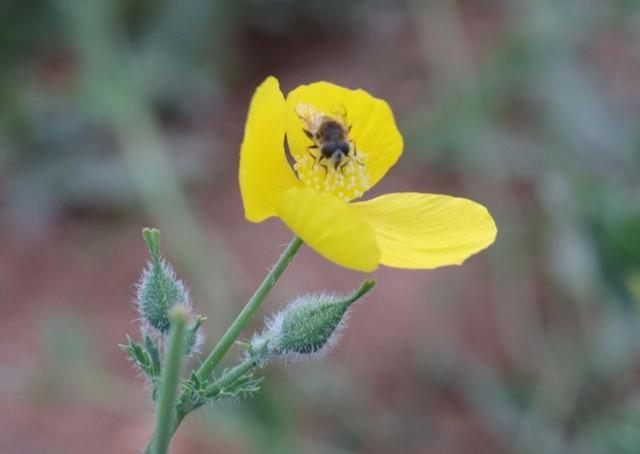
[143,333,161,377]
[121,336,153,376]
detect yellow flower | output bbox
[239,76,497,272]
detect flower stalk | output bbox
[195,235,303,381]
[148,307,189,454]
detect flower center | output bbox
[294,153,370,201]
[292,104,371,202]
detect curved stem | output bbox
[196,236,303,381]
[148,309,188,454]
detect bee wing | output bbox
[295,103,323,133]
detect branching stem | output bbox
[143,236,303,452]
[205,359,257,398]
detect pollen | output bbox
[294,151,370,202]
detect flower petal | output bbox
[351,193,497,269]
[239,76,300,222]
[277,187,380,272]
[285,82,403,190]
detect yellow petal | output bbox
[285,82,403,191]
[239,76,300,222]
[351,193,497,269]
[277,187,380,272]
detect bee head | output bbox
[321,141,351,160]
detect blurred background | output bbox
[1,0,640,452]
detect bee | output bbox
[296,103,359,174]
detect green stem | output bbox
[196,236,303,381]
[148,309,189,454]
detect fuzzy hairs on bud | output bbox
[272,292,353,362]
[251,281,375,364]
[135,257,192,336]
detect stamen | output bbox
[295,149,370,202]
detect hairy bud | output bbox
[252,280,375,362]
[136,228,192,335]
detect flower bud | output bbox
[136,228,192,335]
[256,280,375,361]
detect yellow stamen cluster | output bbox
[293,151,370,202]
